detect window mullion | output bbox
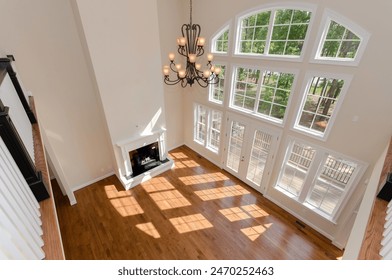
[253,69,264,113]
[297,150,325,202]
[206,109,211,148]
[265,9,275,55]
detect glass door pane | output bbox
[246,130,272,186]
[226,121,246,173]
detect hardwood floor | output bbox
[53,145,342,260]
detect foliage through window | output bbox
[296,76,345,137]
[233,67,260,111]
[258,71,295,121]
[209,64,226,104]
[276,140,363,220]
[213,28,229,53]
[319,20,361,60]
[231,67,295,123]
[238,8,312,57]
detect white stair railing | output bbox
[380,199,392,259]
[0,137,44,259]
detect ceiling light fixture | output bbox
[163,0,220,88]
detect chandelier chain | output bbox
[190,0,192,25]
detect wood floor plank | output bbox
[53,145,342,260]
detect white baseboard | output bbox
[264,193,336,245]
[71,171,115,193]
[168,142,186,151]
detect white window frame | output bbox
[211,25,231,55]
[208,62,227,105]
[207,110,223,153]
[194,104,207,145]
[233,3,317,62]
[292,71,352,141]
[311,9,370,66]
[275,137,367,222]
[193,104,223,154]
[229,64,298,126]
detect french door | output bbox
[224,114,280,194]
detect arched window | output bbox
[236,8,313,58]
[312,9,370,65]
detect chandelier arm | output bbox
[196,47,204,57]
[164,76,183,86]
[177,45,187,57]
[195,77,209,88]
[181,78,188,88]
[169,62,179,73]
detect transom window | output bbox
[231,67,295,123]
[312,10,370,65]
[237,8,312,57]
[319,20,361,59]
[276,139,364,220]
[213,28,230,54]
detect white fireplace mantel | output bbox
[116,128,173,189]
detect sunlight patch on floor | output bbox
[169,214,213,234]
[109,196,144,217]
[141,177,175,193]
[136,222,161,239]
[170,152,188,159]
[219,207,251,222]
[241,223,272,241]
[105,184,131,199]
[195,185,250,201]
[174,160,200,169]
[149,190,191,210]
[179,172,230,186]
[241,204,269,218]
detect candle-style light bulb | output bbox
[175,64,182,71]
[163,66,170,76]
[207,53,214,62]
[188,54,196,63]
[177,37,186,47]
[203,70,211,78]
[214,67,222,75]
[197,37,206,46]
[168,53,175,61]
[195,63,201,70]
[179,70,186,78]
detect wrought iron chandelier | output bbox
[163,0,220,88]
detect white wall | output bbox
[177,0,392,246]
[0,0,114,198]
[157,0,187,150]
[74,0,167,179]
[343,143,388,259]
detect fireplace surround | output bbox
[116,129,174,189]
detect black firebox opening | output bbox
[128,142,168,178]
